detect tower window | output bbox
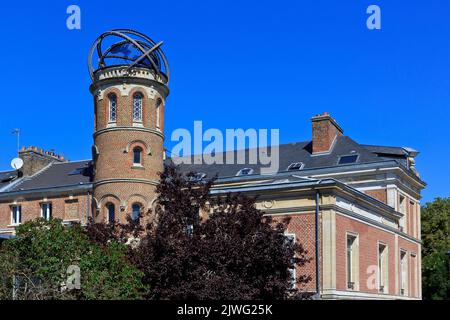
[131,204,141,222]
[107,203,115,223]
[108,94,117,123]
[41,203,52,221]
[133,93,143,122]
[133,147,142,165]
[156,98,162,129]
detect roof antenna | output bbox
[11,129,20,157]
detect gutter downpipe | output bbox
[293,175,322,299]
[315,183,321,300]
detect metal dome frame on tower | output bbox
[88,29,170,84]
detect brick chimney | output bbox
[19,146,66,177]
[311,112,343,154]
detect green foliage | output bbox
[0,218,145,300]
[421,197,450,300]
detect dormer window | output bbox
[287,162,304,171]
[133,93,143,122]
[338,154,359,165]
[236,168,253,176]
[190,172,206,182]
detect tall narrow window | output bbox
[107,203,115,223]
[133,147,142,165]
[400,250,408,296]
[133,93,143,122]
[410,201,416,237]
[399,194,406,232]
[285,233,296,288]
[131,203,141,222]
[378,243,388,293]
[156,98,162,129]
[11,205,21,225]
[41,203,52,221]
[108,94,117,123]
[347,234,358,290]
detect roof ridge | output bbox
[170,140,310,159]
[52,159,92,165]
[361,143,403,149]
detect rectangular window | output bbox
[41,203,52,221]
[400,250,408,296]
[411,253,417,297]
[133,94,143,122]
[378,243,388,293]
[285,233,296,288]
[399,194,406,232]
[338,155,359,165]
[346,234,358,290]
[11,205,21,225]
[410,201,416,237]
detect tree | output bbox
[0,218,146,300]
[421,197,450,300]
[132,164,312,300]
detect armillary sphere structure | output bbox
[88,29,170,84]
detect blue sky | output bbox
[0,0,448,203]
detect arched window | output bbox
[108,94,117,122]
[131,203,141,222]
[156,98,162,129]
[133,147,142,165]
[133,93,143,122]
[106,203,115,223]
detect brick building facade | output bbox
[0,30,425,299]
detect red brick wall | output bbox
[336,213,396,295]
[365,189,387,204]
[273,213,317,292]
[93,84,166,221]
[398,237,420,298]
[0,193,91,231]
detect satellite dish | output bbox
[11,158,24,170]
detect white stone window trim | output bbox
[41,202,52,221]
[284,232,297,289]
[346,232,360,291]
[132,93,143,123]
[108,94,118,124]
[377,241,389,294]
[399,248,409,296]
[10,205,22,226]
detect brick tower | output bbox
[88,29,170,223]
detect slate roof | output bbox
[0,170,18,190]
[172,136,410,178]
[0,136,415,193]
[5,160,92,193]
